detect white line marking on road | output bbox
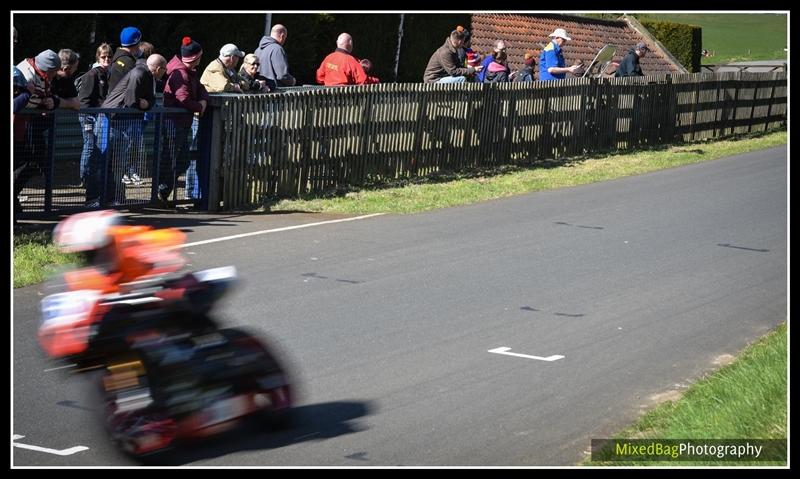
[44,363,77,372]
[180,213,385,248]
[488,347,564,362]
[12,435,89,456]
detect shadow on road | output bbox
[138,400,377,466]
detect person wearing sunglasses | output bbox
[238,53,271,93]
[77,43,112,205]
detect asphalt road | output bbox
[12,146,787,466]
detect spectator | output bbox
[16,50,59,109]
[77,43,111,191]
[201,43,246,93]
[139,41,154,58]
[455,26,474,65]
[466,51,482,69]
[539,28,581,81]
[478,40,506,83]
[484,49,510,83]
[254,24,295,89]
[423,28,482,84]
[513,50,536,82]
[360,58,380,84]
[615,42,649,77]
[316,33,368,86]
[458,27,483,82]
[238,53,270,93]
[127,40,160,186]
[137,41,164,93]
[14,50,61,214]
[160,36,209,206]
[108,26,142,92]
[12,28,35,114]
[52,49,81,110]
[13,66,34,114]
[78,44,111,109]
[101,54,167,205]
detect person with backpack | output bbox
[513,50,536,82]
[107,27,145,186]
[77,43,112,200]
[108,26,142,92]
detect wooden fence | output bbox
[206,72,786,211]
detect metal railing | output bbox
[13,107,196,218]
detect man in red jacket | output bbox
[316,33,368,86]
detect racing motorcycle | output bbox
[37,216,293,460]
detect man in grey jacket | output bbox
[254,24,296,89]
[98,54,167,205]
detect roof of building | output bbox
[469,13,685,79]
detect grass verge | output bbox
[14,130,786,288]
[13,226,81,289]
[267,130,786,215]
[586,323,787,466]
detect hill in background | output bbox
[634,13,787,64]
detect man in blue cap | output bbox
[104,26,145,197]
[108,26,142,92]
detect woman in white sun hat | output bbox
[539,27,582,81]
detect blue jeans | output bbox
[436,76,467,84]
[185,115,201,199]
[78,114,96,181]
[123,121,144,177]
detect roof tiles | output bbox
[469,14,682,78]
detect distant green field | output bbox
[636,13,788,64]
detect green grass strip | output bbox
[13,229,81,289]
[268,130,786,215]
[586,323,787,466]
[14,130,786,288]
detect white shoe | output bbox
[130,173,142,186]
[121,174,132,185]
